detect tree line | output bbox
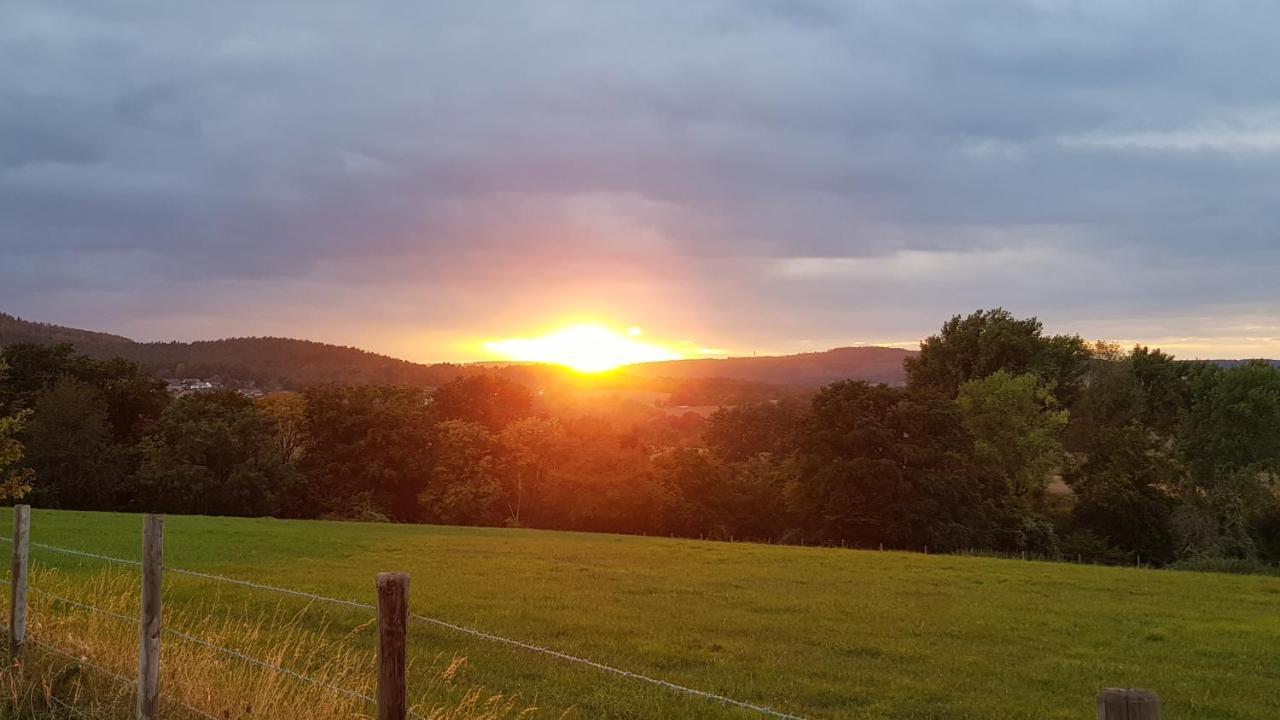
[2,309,1278,569]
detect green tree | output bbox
[419,420,504,525]
[1175,361,1280,558]
[653,448,794,541]
[724,452,796,540]
[905,309,1090,402]
[0,360,34,501]
[22,379,125,509]
[299,385,435,521]
[1129,346,1193,435]
[1068,422,1179,563]
[1063,347,1183,562]
[791,382,991,550]
[495,416,566,526]
[956,371,1068,499]
[257,392,307,465]
[135,391,293,516]
[0,344,167,442]
[651,447,726,537]
[1184,361,1280,483]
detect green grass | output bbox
[5,509,1280,719]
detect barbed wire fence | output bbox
[1,505,807,720]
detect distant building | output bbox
[163,378,222,397]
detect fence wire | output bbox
[8,574,402,718]
[26,636,222,720]
[2,534,809,720]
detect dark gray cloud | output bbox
[2,1,1279,359]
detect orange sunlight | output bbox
[483,323,685,372]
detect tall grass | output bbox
[1,567,543,719]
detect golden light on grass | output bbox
[5,567,533,720]
[483,323,684,373]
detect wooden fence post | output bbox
[8,504,30,663]
[1097,688,1160,719]
[137,515,163,720]
[376,572,410,720]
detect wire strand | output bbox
[29,586,136,626]
[24,584,402,718]
[3,535,808,719]
[407,612,806,719]
[162,628,385,712]
[28,636,221,720]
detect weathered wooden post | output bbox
[137,515,163,720]
[1097,688,1160,719]
[376,572,410,720]
[8,504,30,663]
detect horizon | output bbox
[5,308,1277,368]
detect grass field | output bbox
[3,509,1279,719]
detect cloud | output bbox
[2,1,1280,359]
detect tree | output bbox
[1184,361,1280,484]
[93,356,170,442]
[1063,348,1182,562]
[652,447,793,541]
[1175,361,1280,558]
[0,347,165,510]
[1129,346,1192,436]
[1068,422,1179,563]
[704,398,806,462]
[495,416,566,526]
[299,385,435,521]
[956,371,1068,499]
[22,379,124,509]
[790,382,990,550]
[257,392,307,465]
[531,416,660,534]
[135,391,293,516]
[0,409,33,501]
[722,452,796,540]
[0,360,34,501]
[432,374,535,431]
[905,309,1089,402]
[419,420,505,525]
[0,343,168,442]
[651,447,726,537]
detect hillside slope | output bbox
[1,312,915,390]
[1,312,465,388]
[630,346,913,386]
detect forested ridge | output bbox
[0,312,920,391]
[2,308,1279,571]
[0,312,466,389]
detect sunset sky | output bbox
[3,2,1279,362]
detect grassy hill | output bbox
[8,509,1279,719]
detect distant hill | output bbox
[1207,359,1280,370]
[1,312,914,392]
[0,313,135,351]
[630,346,914,386]
[0,312,470,389]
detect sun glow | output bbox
[483,323,684,372]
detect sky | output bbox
[3,1,1280,362]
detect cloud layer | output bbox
[3,1,1279,359]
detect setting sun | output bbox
[483,323,684,372]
